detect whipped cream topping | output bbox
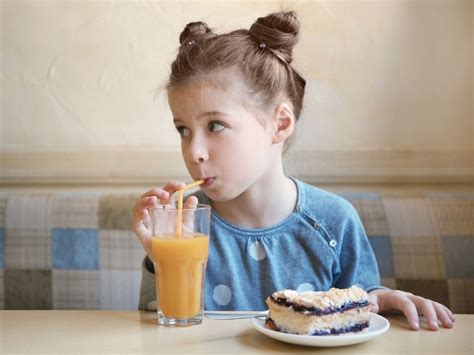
[270,286,368,309]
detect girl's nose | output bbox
[188,138,209,164]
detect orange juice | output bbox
[152,233,209,318]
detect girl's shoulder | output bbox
[188,178,361,224]
[293,178,359,222]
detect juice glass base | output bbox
[157,311,203,327]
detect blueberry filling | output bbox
[265,317,278,331]
[266,317,370,336]
[270,296,369,316]
[317,321,369,335]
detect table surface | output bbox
[0,311,472,354]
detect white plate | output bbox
[251,313,390,347]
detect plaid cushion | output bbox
[0,193,144,310]
[347,191,474,313]
[0,190,472,312]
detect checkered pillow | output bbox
[341,192,474,314]
[0,193,143,310]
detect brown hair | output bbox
[167,11,306,123]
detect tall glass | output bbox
[150,204,210,327]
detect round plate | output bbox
[251,313,390,347]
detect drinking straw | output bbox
[176,179,204,237]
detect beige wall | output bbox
[1,0,473,188]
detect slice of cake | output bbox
[265,286,370,336]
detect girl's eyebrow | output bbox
[173,111,231,123]
[197,111,230,119]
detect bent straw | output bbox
[176,179,204,237]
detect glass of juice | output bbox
[149,204,210,327]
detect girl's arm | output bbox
[332,200,382,292]
[138,256,157,311]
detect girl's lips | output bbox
[202,177,216,187]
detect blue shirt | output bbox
[194,178,382,311]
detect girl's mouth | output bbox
[202,177,216,187]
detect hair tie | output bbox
[258,42,290,65]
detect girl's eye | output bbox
[176,126,190,138]
[208,121,225,133]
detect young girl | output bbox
[132,11,454,331]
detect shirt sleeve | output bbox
[333,203,387,293]
[138,256,157,311]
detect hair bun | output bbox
[179,21,216,46]
[249,11,300,63]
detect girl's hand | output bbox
[368,289,455,331]
[131,181,199,260]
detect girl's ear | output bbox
[272,103,295,144]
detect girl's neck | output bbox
[211,170,297,229]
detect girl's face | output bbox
[168,81,278,201]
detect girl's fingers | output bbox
[133,182,188,261]
[162,180,186,193]
[131,209,152,255]
[132,197,156,253]
[158,181,186,204]
[411,296,438,330]
[434,302,455,328]
[183,195,198,209]
[141,182,186,205]
[395,295,420,330]
[368,292,380,313]
[132,213,150,239]
[140,188,167,199]
[132,197,156,235]
[134,183,197,253]
[132,207,151,233]
[133,196,158,215]
[443,304,456,323]
[160,181,186,204]
[140,189,172,205]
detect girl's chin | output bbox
[201,190,228,202]
[202,186,233,202]
[202,188,243,203]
